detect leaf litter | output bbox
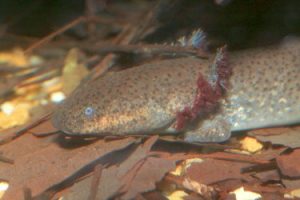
[0,131,137,200]
[249,126,300,149]
[62,136,178,200]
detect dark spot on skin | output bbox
[143,85,149,90]
[143,93,148,100]
[262,87,268,92]
[111,107,119,113]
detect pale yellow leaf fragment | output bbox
[0,48,28,67]
[290,188,300,198]
[182,178,216,198]
[62,48,89,95]
[240,137,263,153]
[230,187,262,200]
[0,101,31,129]
[0,182,9,199]
[42,77,62,94]
[170,165,183,176]
[226,148,252,155]
[163,158,206,199]
[182,158,204,171]
[170,158,203,176]
[165,190,188,200]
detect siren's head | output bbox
[51,84,105,135]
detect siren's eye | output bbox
[84,106,94,117]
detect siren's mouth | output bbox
[51,116,77,135]
[51,110,73,134]
[51,110,89,136]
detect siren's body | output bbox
[52,37,300,142]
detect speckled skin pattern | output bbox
[226,38,300,130]
[52,37,300,136]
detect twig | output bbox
[88,1,163,81]
[0,64,34,74]
[85,0,97,36]
[87,16,126,26]
[129,0,161,44]
[19,69,60,88]
[88,24,133,81]
[24,16,85,54]
[88,164,103,200]
[83,43,208,58]
[241,161,277,173]
[0,112,52,145]
[0,59,61,99]
[24,14,126,55]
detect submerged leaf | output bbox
[165,190,188,200]
[249,126,300,148]
[0,102,31,129]
[230,187,262,200]
[276,149,300,178]
[62,48,89,95]
[240,137,263,153]
[0,48,28,67]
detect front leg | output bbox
[184,113,232,143]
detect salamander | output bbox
[52,37,300,142]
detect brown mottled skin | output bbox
[52,37,300,142]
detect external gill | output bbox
[211,45,231,94]
[175,46,231,130]
[177,29,207,49]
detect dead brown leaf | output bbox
[63,136,159,200]
[249,126,300,148]
[254,147,287,161]
[276,149,300,178]
[62,136,179,200]
[249,127,294,136]
[0,133,136,200]
[142,191,168,200]
[282,178,300,190]
[260,192,284,200]
[213,179,242,199]
[201,151,270,164]
[120,156,176,200]
[183,158,253,185]
[253,170,280,183]
[243,184,286,195]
